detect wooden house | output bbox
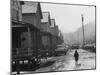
[22,2,43,51]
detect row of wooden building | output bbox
[11,0,64,72]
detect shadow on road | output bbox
[39,61,55,68]
[12,60,55,72]
[74,63,81,70]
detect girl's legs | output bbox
[75,59,78,65]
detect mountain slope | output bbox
[63,22,95,45]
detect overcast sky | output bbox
[41,3,95,33]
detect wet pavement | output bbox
[12,49,96,74]
[34,49,96,72]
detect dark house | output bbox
[50,19,58,49]
[22,2,43,51]
[22,2,42,29]
[11,1,42,73]
[41,12,52,57]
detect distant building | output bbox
[58,31,64,44]
[50,19,59,36]
[50,19,64,46]
[50,19,55,35]
[22,2,42,29]
[41,12,51,53]
[41,12,51,32]
[50,19,60,37]
[50,19,56,27]
[50,19,57,49]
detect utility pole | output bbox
[81,14,85,47]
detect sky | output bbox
[40,3,95,33]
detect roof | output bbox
[22,1,42,19]
[12,20,39,31]
[22,2,38,13]
[41,12,51,23]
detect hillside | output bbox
[63,22,95,45]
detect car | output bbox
[54,45,68,56]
